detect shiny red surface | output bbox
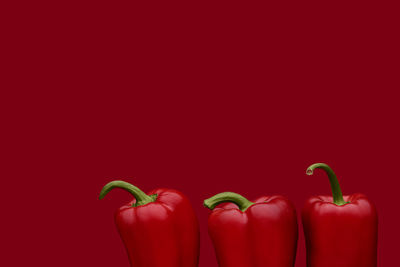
[207,196,298,267]
[116,188,199,267]
[302,194,378,267]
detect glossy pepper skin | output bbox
[99,181,199,267]
[302,163,378,267]
[204,192,298,267]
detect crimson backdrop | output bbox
[2,1,399,267]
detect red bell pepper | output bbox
[99,180,199,267]
[204,192,298,267]
[302,163,378,267]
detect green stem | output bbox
[99,180,157,207]
[306,163,348,206]
[203,192,254,212]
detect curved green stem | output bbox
[204,192,254,212]
[99,180,157,207]
[306,163,348,206]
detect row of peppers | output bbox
[99,163,378,267]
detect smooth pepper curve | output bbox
[204,191,298,267]
[100,180,200,267]
[302,163,378,267]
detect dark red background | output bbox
[2,1,399,266]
